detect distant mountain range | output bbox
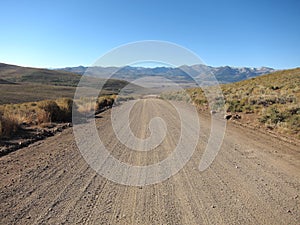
[57,64,275,84]
[0,62,276,87]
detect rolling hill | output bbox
[0,63,82,86]
[0,63,139,104]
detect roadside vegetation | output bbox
[161,68,300,138]
[0,96,116,139]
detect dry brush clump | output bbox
[259,106,300,136]
[95,96,115,113]
[76,96,115,114]
[0,95,117,139]
[56,98,74,122]
[0,112,19,137]
[76,97,97,114]
[37,98,74,122]
[37,100,62,122]
[0,98,74,138]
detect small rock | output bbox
[211,205,216,208]
[287,209,291,213]
[26,216,31,219]
[294,195,298,199]
[235,165,239,169]
[43,165,49,170]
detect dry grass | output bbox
[76,96,115,114]
[37,100,62,122]
[76,98,97,114]
[0,113,19,137]
[0,95,116,139]
[56,98,74,122]
[95,96,115,112]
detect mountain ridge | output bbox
[57,64,276,84]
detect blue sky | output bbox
[0,0,299,69]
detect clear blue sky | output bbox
[0,0,299,69]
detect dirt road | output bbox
[1,99,299,224]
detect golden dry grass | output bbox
[0,95,116,139]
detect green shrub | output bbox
[288,114,300,133]
[259,107,287,124]
[227,100,243,112]
[193,98,207,105]
[243,104,254,113]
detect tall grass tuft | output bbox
[37,100,61,122]
[0,113,20,137]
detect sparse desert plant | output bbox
[160,91,191,102]
[193,98,207,105]
[259,106,288,125]
[226,100,243,113]
[287,114,300,134]
[243,104,254,114]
